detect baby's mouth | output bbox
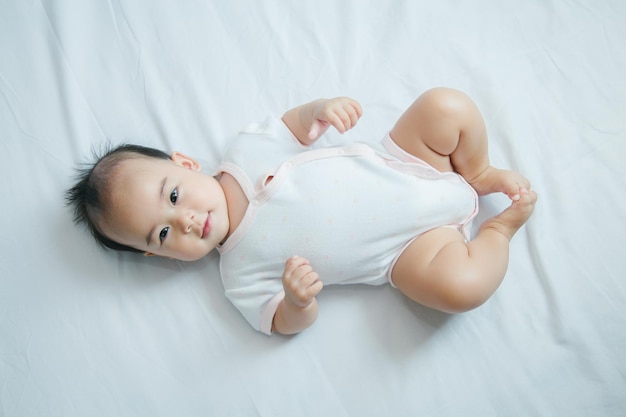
[201,213,211,239]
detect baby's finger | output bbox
[308,278,324,297]
[299,270,320,288]
[341,100,362,129]
[334,107,359,133]
[337,109,353,132]
[347,100,362,122]
[292,272,323,305]
[325,111,347,134]
[285,265,315,288]
[284,256,308,274]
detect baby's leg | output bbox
[391,190,536,313]
[390,87,530,199]
[389,88,537,311]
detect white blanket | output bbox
[1,1,625,416]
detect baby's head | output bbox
[66,144,229,261]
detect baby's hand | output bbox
[308,97,362,140]
[282,256,324,308]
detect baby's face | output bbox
[99,153,229,261]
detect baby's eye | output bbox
[159,227,169,243]
[170,188,178,204]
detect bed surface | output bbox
[1,1,625,416]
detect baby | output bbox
[66,88,537,335]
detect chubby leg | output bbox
[390,87,530,199]
[392,190,536,312]
[389,88,537,311]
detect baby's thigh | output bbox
[390,227,468,312]
[389,88,471,173]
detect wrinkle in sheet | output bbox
[0,73,31,141]
[525,222,568,342]
[39,0,154,147]
[299,343,353,417]
[0,332,33,416]
[106,0,143,81]
[37,0,109,150]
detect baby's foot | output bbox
[469,166,531,200]
[479,189,537,240]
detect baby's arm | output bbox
[281,97,362,146]
[272,256,324,335]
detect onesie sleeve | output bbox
[238,116,301,144]
[227,288,284,336]
[219,261,286,335]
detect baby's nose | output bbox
[177,210,196,233]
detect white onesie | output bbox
[217,117,478,334]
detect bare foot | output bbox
[469,166,531,200]
[479,189,537,240]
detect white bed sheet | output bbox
[1,0,625,416]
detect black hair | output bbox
[65,144,171,253]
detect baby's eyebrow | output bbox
[146,177,168,247]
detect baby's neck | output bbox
[218,172,248,240]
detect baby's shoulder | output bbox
[224,117,303,162]
[238,117,277,136]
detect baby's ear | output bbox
[171,152,202,171]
